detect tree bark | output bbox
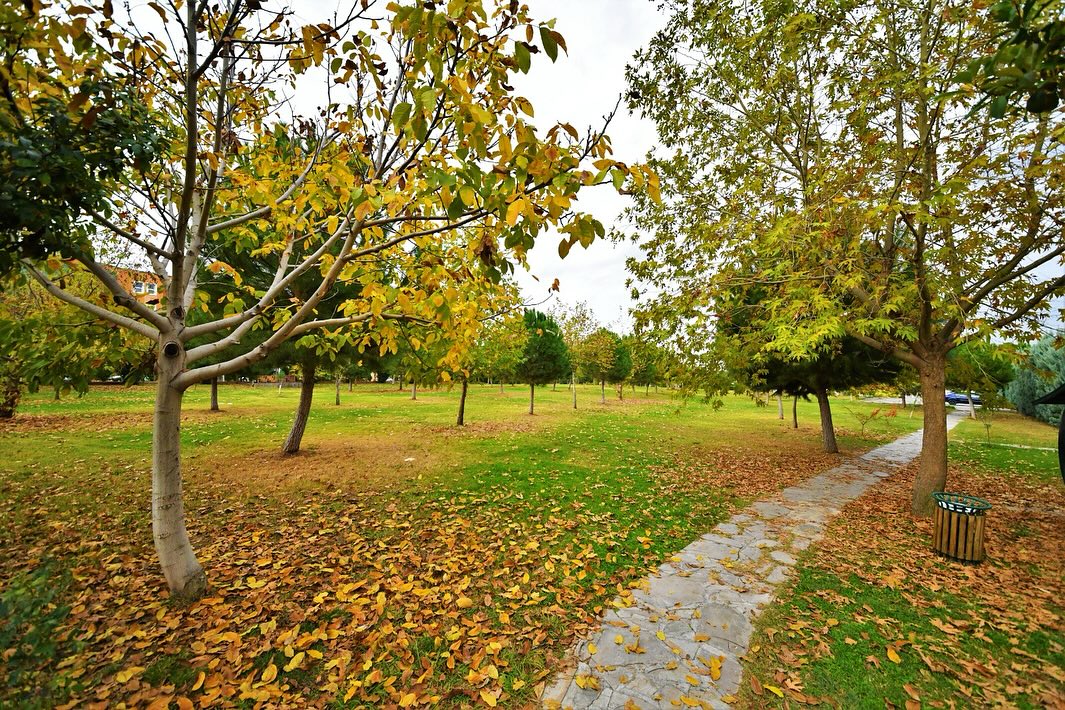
[209,376,219,411]
[966,391,976,420]
[499,381,504,393]
[814,387,839,454]
[457,378,468,426]
[282,357,316,454]
[411,380,418,401]
[152,350,206,600]
[913,355,949,516]
[0,375,19,419]
[572,371,577,409]
[600,379,606,404]
[777,393,784,420]
[529,383,535,415]
[792,395,798,429]
[335,373,341,405]
[617,382,623,401]
[900,391,907,407]
[348,377,353,392]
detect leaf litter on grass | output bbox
[738,458,1065,709]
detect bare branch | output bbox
[24,264,159,340]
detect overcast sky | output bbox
[512,1,665,330]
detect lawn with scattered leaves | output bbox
[738,411,1065,709]
[1,383,914,708]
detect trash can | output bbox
[932,492,990,563]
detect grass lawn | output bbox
[737,410,1065,709]
[0,383,911,708]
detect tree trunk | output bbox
[335,374,341,406]
[646,384,650,396]
[152,352,206,600]
[349,377,353,392]
[457,378,468,426]
[600,379,606,404]
[0,371,20,419]
[967,391,976,420]
[814,387,838,454]
[617,382,623,401]
[411,380,418,401]
[53,387,60,401]
[210,377,219,412]
[529,383,535,415]
[792,395,798,429]
[777,393,784,420]
[282,358,316,455]
[900,391,907,407]
[913,356,949,516]
[499,381,504,393]
[572,371,577,409]
[552,382,556,391]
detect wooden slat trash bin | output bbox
[932,492,991,563]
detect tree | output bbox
[608,336,633,400]
[627,334,664,395]
[550,300,596,408]
[946,341,1015,419]
[515,309,569,414]
[957,0,1065,115]
[580,328,619,404]
[12,1,646,598]
[470,313,527,392]
[627,0,1065,515]
[1006,335,1065,425]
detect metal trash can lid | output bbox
[933,492,991,515]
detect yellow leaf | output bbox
[283,651,305,673]
[506,198,524,226]
[512,679,526,691]
[614,634,624,645]
[115,666,144,683]
[655,630,666,641]
[686,674,700,686]
[587,643,598,655]
[679,696,702,707]
[887,647,902,664]
[765,684,784,698]
[261,663,277,683]
[399,692,417,707]
[457,596,474,609]
[480,689,498,707]
[191,671,205,691]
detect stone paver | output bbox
[543,414,964,709]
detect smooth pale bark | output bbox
[600,379,606,404]
[411,381,417,401]
[529,383,535,414]
[777,393,784,420]
[914,355,949,515]
[792,395,798,429]
[967,391,976,420]
[209,377,219,411]
[457,378,468,426]
[152,351,206,599]
[282,359,316,454]
[814,388,839,454]
[571,371,577,409]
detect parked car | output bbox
[945,391,981,405]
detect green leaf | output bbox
[391,102,412,130]
[540,27,558,62]
[515,42,531,74]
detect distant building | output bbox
[110,266,164,308]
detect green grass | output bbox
[949,411,1059,482]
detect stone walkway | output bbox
[544,414,965,709]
